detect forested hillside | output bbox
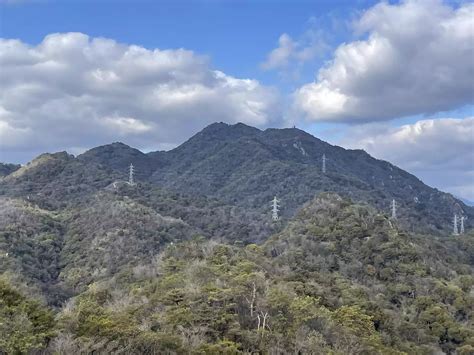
[1,123,472,234]
[1,195,472,354]
[0,123,473,354]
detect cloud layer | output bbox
[294,0,474,122]
[0,32,280,162]
[341,117,474,200]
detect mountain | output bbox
[149,122,472,234]
[0,152,119,209]
[1,122,472,233]
[77,142,157,179]
[0,162,21,177]
[1,122,473,354]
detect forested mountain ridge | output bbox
[148,122,472,234]
[0,122,473,354]
[1,122,471,234]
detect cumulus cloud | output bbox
[261,34,296,70]
[340,117,474,200]
[261,30,328,72]
[294,0,474,122]
[0,32,281,162]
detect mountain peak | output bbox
[5,151,73,181]
[77,142,156,176]
[198,122,261,139]
[79,142,135,155]
[78,142,145,159]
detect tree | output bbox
[0,278,55,354]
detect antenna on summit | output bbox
[128,163,136,186]
[391,199,397,219]
[322,154,326,174]
[271,196,280,221]
[453,214,459,235]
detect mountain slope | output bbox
[1,122,471,235]
[0,183,276,304]
[263,193,474,354]
[1,120,473,354]
[77,142,157,179]
[149,123,472,234]
[0,163,21,177]
[16,194,471,354]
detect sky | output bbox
[0,0,473,200]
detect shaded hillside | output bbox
[0,184,276,305]
[0,152,120,209]
[0,197,65,301]
[149,123,472,234]
[58,185,275,295]
[0,163,21,177]
[77,142,157,179]
[1,122,470,234]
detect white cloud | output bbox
[261,30,328,71]
[340,117,474,200]
[0,32,281,162]
[293,0,474,122]
[261,34,296,70]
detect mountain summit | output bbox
[149,122,472,234]
[0,122,471,234]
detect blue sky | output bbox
[0,1,370,78]
[0,0,473,199]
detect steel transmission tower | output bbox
[460,216,465,235]
[391,199,397,219]
[453,214,459,235]
[128,163,136,186]
[322,154,326,174]
[271,196,280,221]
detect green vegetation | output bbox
[0,123,473,353]
[0,277,55,354]
[149,123,473,235]
[1,123,472,234]
[1,194,472,354]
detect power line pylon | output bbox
[128,163,136,186]
[453,214,459,236]
[391,199,397,219]
[271,196,280,221]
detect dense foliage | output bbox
[1,194,473,354]
[0,277,55,354]
[148,123,473,234]
[1,123,472,234]
[0,123,473,354]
